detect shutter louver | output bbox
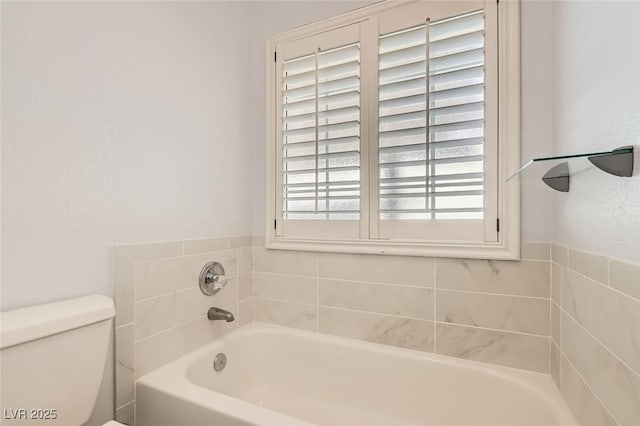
[378,10,485,221]
[282,43,361,220]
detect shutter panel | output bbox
[378,10,489,240]
[276,24,362,239]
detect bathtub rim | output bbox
[135,321,577,426]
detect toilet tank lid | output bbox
[0,295,115,349]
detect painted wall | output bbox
[1,2,254,310]
[551,0,640,264]
[520,0,554,243]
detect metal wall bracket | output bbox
[588,146,634,177]
[542,162,570,192]
[539,146,634,192]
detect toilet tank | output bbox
[0,295,115,425]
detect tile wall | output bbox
[252,238,551,373]
[550,245,640,426]
[114,237,640,426]
[114,237,253,425]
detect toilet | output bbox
[0,295,125,426]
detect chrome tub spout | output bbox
[207,307,234,322]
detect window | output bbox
[267,0,520,259]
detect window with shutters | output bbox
[266,0,521,259]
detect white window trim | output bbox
[265,0,520,260]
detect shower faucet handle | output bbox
[199,261,227,296]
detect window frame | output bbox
[265,0,521,260]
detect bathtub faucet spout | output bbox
[208,307,235,322]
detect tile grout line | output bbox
[134,296,238,344]
[316,255,320,333]
[433,257,437,353]
[559,264,564,336]
[558,347,621,426]
[255,295,319,308]
[558,301,640,379]
[559,264,563,395]
[435,287,550,301]
[253,270,318,280]
[134,275,241,304]
[251,241,255,325]
[256,296,431,322]
[433,320,550,338]
[253,295,552,339]
[134,285,199,304]
[548,244,552,374]
[132,253,137,422]
[550,299,562,348]
[564,265,639,302]
[253,241,257,324]
[115,322,134,331]
[125,246,246,264]
[157,297,240,337]
[134,271,241,304]
[260,272,435,290]
[236,248,241,324]
[547,338,552,378]
[115,400,134,411]
[561,268,640,370]
[300,274,550,300]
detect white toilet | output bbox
[0,295,125,426]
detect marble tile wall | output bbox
[252,238,552,373]
[114,237,640,426]
[550,245,640,426]
[114,237,253,425]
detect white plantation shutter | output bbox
[271,1,500,246]
[276,24,362,239]
[377,8,497,241]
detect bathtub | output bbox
[136,322,577,426]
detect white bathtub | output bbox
[136,322,577,426]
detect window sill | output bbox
[265,236,520,260]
